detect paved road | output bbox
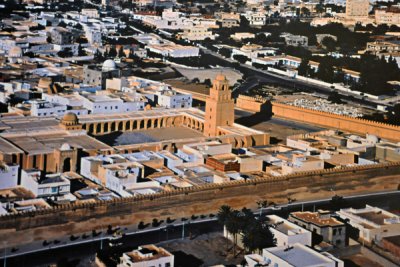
[202,49,381,109]
[2,190,399,266]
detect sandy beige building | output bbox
[345,0,369,19]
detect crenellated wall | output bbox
[272,102,400,141]
[0,162,399,249]
[236,95,269,113]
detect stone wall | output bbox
[272,102,400,141]
[236,95,269,113]
[0,162,399,248]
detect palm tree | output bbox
[218,205,234,251]
[217,205,233,226]
[316,3,324,17]
[242,217,276,254]
[225,210,242,257]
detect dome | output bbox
[214,73,227,81]
[9,46,22,57]
[366,134,379,143]
[60,143,71,151]
[102,59,117,71]
[61,112,78,125]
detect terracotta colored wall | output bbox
[0,162,399,249]
[382,238,400,258]
[206,157,240,172]
[236,95,268,113]
[272,102,400,141]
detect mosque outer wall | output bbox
[0,162,399,248]
[236,95,269,113]
[271,102,400,141]
[235,96,400,142]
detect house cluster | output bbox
[1,70,192,117]
[0,9,130,59]
[101,203,400,266]
[228,206,400,266]
[364,38,400,68]
[245,130,400,176]
[132,33,200,58]
[0,128,398,214]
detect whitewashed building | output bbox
[268,215,312,247]
[261,243,344,267]
[118,245,174,267]
[0,162,19,190]
[20,169,71,198]
[337,205,400,243]
[81,93,145,114]
[156,87,192,109]
[30,99,67,117]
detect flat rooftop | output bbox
[291,211,344,227]
[357,211,393,225]
[3,131,111,154]
[267,244,334,266]
[125,245,172,262]
[0,136,24,154]
[0,116,60,134]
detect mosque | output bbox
[0,74,269,173]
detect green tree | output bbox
[301,7,310,17]
[225,210,242,256]
[219,47,232,58]
[218,205,233,226]
[327,91,342,104]
[108,47,117,58]
[239,16,249,29]
[387,104,400,125]
[78,44,86,56]
[218,205,234,251]
[74,23,83,30]
[322,36,337,52]
[317,57,335,83]
[298,58,311,76]
[316,3,324,16]
[242,218,275,253]
[58,21,67,28]
[94,49,104,61]
[233,54,249,64]
[118,46,125,58]
[57,47,73,58]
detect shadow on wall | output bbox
[234,102,273,127]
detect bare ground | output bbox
[159,233,244,266]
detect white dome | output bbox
[366,134,379,143]
[60,143,71,151]
[102,59,117,71]
[9,46,22,57]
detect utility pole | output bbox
[3,247,6,267]
[181,222,185,240]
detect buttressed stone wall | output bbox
[0,162,399,249]
[272,102,400,141]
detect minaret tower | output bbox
[204,74,235,137]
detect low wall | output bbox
[272,102,400,141]
[0,162,399,248]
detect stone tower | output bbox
[204,74,235,137]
